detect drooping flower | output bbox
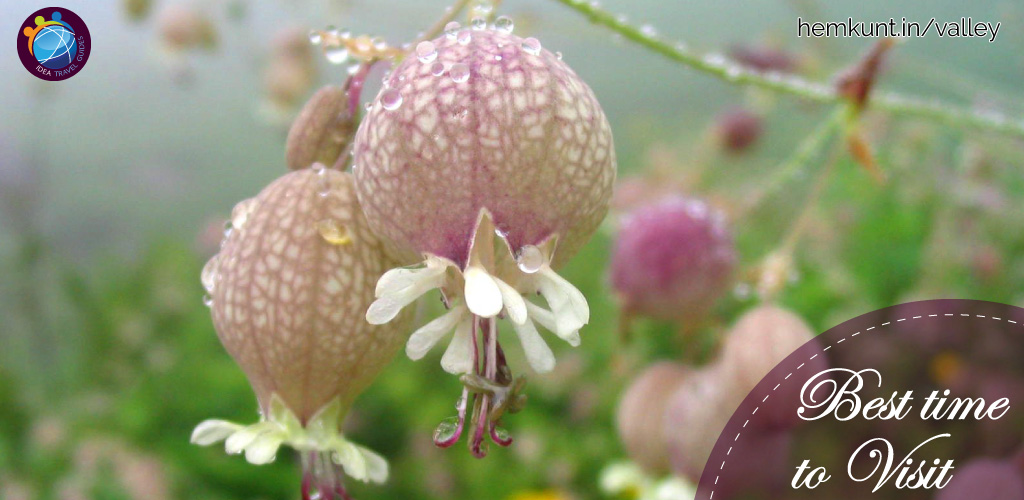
[616,362,690,474]
[351,21,615,455]
[192,166,412,499]
[609,195,735,323]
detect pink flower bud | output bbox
[720,305,827,429]
[616,362,689,474]
[610,196,735,322]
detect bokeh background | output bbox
[2,0,1024,499]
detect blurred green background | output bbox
[2,0,1024,498]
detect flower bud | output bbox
[610,196,735,322]
[616,362,689,474]
[286,86,355,171]
[714,108,762,153]
[720,305,827,429]
[663,363,734,482]
[193,167,411,492]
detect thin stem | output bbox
[741,107,845,213]
[551,0,1024,139]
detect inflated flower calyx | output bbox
[192,167,412,499]
[616,362,689,474]
[352,24,615,457]
[286,86,355,170]
[720,304,827,429]
[662,363,735,482]
[610,196,735,323]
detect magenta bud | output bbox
[609,196,735,322]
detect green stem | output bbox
[552,0,1024,139]
[742,107,845,213]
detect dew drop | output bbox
[555,51,563,60]
[470,17,487,30]
[314,164,331,197]
[640,24,658,37]
[316,219,352,245]
[492,426,511,442]
[415,41,437,63]
[371,36,386,50]
[324,45,349,64]
[325,25,338,36]
[444,21,461,39]
[456,29,471,45]
[381,88,403,110]
[516,245,545,273]
[203,294,213,307]
[222,221,233,238]
[521,37,541,55]
[201,255,220,293]
[230,198,256,230]
[433,416,460,444]
[494,15,514,34]
[308,30,322,45]
[450,63,470,83]
[430,62,446,76]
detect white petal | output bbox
[225,424,271,455]
[333,441,367,481]
[190,420,242,446]
[366,267,447,324]
[526,301,581,346]
[406,306,467,360]
[356,445,389,483]
[494,277,527,325]
[541,267,591,323]
[440,318,475,374]
[244,431,285,464]
[512,319,556,373]
[536,271,587,335]
[463,266,503,318]
[375,265,446,297]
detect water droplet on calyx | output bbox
[201,255,220,293]
[494,16,514,34]
[521,37,541,55]
[308,31,322,45]
[316,219,351,245]
[381,88,403,110]
[415,41,437,63]
[516,245,545,273]
[450,63,470,83]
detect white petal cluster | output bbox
[190,395,387,483]
[368,257,590,375]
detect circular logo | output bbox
[17,7,90,81]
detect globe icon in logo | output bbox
[22,11,78,70]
